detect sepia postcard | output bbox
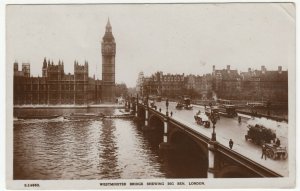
[5,1,296,189]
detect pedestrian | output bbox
[238,116,241,124]
[170,111,173,117]
[275,138,281,147]
[229,139,233,149]
[159,108,161,112]
[261,144,267,160]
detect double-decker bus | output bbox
[217,99,237,118]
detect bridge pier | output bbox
[142,107,152,131]
[159,117,172,150]
[135,96,138,118]
[207,140,219,178]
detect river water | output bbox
[13,108,206,180]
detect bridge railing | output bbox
[217,144,282,177]
[138,103,283,177]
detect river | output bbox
[13,108,207,180]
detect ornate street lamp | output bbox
[210,102,217,141]
[135,94,139,117]
[128,98,131,110]
[166,98,169,117]
[146,95,149,108]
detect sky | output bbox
[6,3,295,87]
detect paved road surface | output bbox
[153,101,289,176]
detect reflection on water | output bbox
[13,108,207,180]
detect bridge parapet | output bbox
[136,102,282,178]
[216,144,282,177]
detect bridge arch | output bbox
[217,165,255,178]
[148,114,164,131]
[168,128,208,157]
[165,126,209,178]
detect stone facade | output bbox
[141,72,185,98]
[185,74,213,99]
[212,65,288,102]
[212,65,242,100]
[13,20,118,105]
[239,66,288,102]
[139,65,288,103]
[13,59,102,105]
[101,19,116,103]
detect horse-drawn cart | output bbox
[265,143,288,160]
[194,113,210,128]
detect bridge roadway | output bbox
[151,101,288,177]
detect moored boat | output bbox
[104,114,135,119]
[17,115,60,119]
[64,113,104,120]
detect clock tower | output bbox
[101,18,116,103]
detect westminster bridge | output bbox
[126,97,287,178]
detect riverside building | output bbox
[13,20,116,105]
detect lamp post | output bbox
[207,104,218,178]
[128,96,131,110]
[146,95,149,108]
[210,103,217,141]
[166,98,169,117]
[135,94,139,118]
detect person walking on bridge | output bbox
[229,139,234,149]
[261,144,267,160]
[238,116,241,124]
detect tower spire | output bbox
[43,57,47,68]
[106,17,112,33]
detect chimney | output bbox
[227,65,230,73]
[261,65,266,74]
[22,63,31,78]
[14,61,18,72]
[213,65,215,72]
[278,66,282,74]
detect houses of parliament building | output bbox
[13,20,116,105]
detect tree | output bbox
[206,91,213,100]
[115,83,128,97]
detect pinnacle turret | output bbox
[103,18,114,42]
